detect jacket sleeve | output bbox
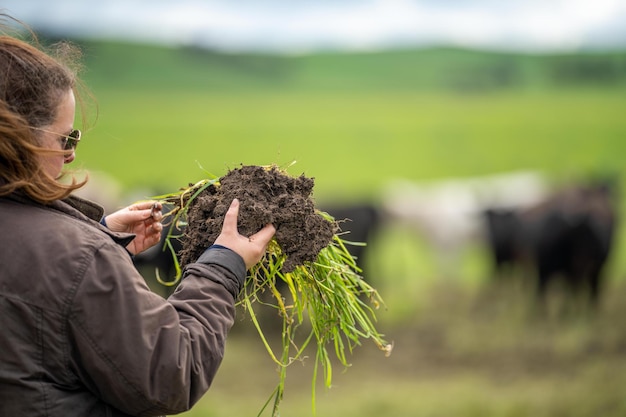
[67,241,246,416]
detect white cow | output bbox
[382,170,550,278]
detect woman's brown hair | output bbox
[0,13,89,204]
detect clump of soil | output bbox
[178,165,338,272]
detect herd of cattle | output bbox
[382,171,619,310]
[483,177,616,308]
[121,170,619,312]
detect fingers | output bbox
[242,225,275,269]
[146,227,162,246]
[149,202,163,220]
[147,220,163,236]
[221,198,240,235]
[224,199,275,246]
[213,199,276,270]
[127,218,163,255]
[250,223,276,249]
[129,200,159,211]
[128,201,163,221]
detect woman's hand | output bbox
[214,199,276,269]
[104,201,164,255]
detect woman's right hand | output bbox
[214,199,276,270]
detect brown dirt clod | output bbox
[179,165,338,272]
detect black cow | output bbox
[483,207,531,280]
[483,177,618,309]
[321,203,383,279]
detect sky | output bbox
[3,0,626,54]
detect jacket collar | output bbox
[2,192,136,248]
[61,195,137,248]
[63,194,105,222]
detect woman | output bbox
[0,15,275,416]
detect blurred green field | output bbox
[77,88,626,201]
[66,40,626,416]
[73,42,626,202]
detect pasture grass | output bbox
[76,88,626,200]
[178,276,626,417]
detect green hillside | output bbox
[76,39,626,93]
[67,41,626,194]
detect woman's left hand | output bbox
[104,201,164,255]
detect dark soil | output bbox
[178,165,338,272]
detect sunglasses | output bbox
[60,129,81,151]
[33,127,82,151]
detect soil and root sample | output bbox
[153,164,392,416]
[178,164,336,273]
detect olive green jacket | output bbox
[0,193,245,416]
